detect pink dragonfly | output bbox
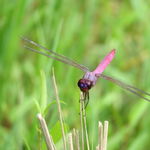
[22,37,150,107]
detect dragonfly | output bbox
[22,37,150,108]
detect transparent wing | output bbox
[22,37,89,72]
[101,74,150,102]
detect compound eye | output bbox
[79,83,87,88]
[77,79,92,92]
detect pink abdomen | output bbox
[92,49,116,75]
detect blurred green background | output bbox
[1,0,150,149]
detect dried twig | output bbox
[98,121,109,150]
[52,69,67,150]
[37,113,55,150]
[75,130,80,150]
[79,92,90,150]
[80,92,84,150]
[103,121,109,150]
[83,105,90,150]
[68,133,74,150]
[98,121,103,150]
[72,129,80,150]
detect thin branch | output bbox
[75,130,80,150]
[72,129,80,150]
[96,146,99,150]
[98,121,103,150]
[37,113,55,150]
[83,104,90,150]
[79,92,90,150]
[97,121,109,150]
[52,69,67,150]
[72,129,76,149]
[103,121,109,150]
[68,133,74,150]
[80,92,84,150]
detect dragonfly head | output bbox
[77,79,93,92]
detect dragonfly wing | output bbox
[22,37,89,72]
[92,49,116,75]
[101,74,150,102]
[24,45,89,72]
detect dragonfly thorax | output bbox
[78,72,98,92]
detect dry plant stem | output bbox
[83,103,90,150]
[98,122,103,150]
[75,130,80,150]
[80,92,90,150]
[52,69,67,150]
[98,121,109,150]
[80,92,84,150]
[68,133,74,150]
[37,113,55,150]
[72,129,76,149]
[72,129,80,150]
[96,146,99,150]
[103,121,109,150]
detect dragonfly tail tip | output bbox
[112,49,116,53]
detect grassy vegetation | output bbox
[1,0,150,149]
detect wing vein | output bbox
[101,74,150,102]
[22,37,89,72]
